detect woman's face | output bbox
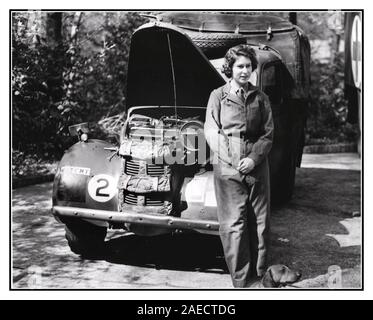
[231,55,252,87]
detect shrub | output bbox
[306,52,359,145]
[12,12,147,159]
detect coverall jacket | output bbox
[204,81,274,287]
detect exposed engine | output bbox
[117,113,206,217]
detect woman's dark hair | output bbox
[222,44,258,78]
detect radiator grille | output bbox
[125,159,166,177]
[123,191,164,207]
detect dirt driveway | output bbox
[11,154,361,289]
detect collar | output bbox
[222,81,259,105]
[230,80,248,95]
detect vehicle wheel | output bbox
[64,220,107,257]
[185,31,247,58]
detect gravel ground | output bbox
[12,160,361,289]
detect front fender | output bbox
[52,139,121,227]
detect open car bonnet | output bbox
[126,22,225,109]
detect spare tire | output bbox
[184,31,247,59]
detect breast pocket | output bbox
[221,100,243,130]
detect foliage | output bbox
[306,52,359,145]
[297,12,337,41]
[60,12,146,122]
[12,12,147,159]
[12,150,57,178]
[12,15,68,157]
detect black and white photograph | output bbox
[10,8,363,295]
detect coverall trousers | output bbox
[213,158,270,288]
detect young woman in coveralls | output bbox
[204,44,274,287]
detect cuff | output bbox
[247,153,260,166]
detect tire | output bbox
[64,220,107,257]
[184,31,247,58]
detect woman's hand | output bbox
[237,157,255,174]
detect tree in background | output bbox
[12,11,147,159]
[297,12,358,145]
[12,11,67,156]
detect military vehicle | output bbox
[52,12,310,256]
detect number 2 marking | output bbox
[87,174,116,202]
[96,178,109,197]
